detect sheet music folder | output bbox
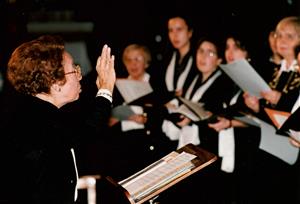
[219,59,271,98]
[115,79,153,104]
[264,107,291,130]
[277,106,300,135]
[177,97,210,121]
[99,144,217,204]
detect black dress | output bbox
[159,69,237,204]
[0,92,112,204]
[153,49,197,104]
[250,61,300,204]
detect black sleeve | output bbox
[86,96,112,130]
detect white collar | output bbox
[280,59,297,72]
[128,72,150,82]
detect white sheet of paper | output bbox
[116,79,153,103]
[274,114,289,128]
[258,119,299,165]
[219,59,271,98]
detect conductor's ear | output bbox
[51,83,62,93]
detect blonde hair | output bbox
[276,16,300,37]
[122,44,152,68]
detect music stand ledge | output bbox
[98,143,217,204]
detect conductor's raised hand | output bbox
[96,44,116,93]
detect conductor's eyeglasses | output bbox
[65,64,82,79]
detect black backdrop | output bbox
[0,0,299,77]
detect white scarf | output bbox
[177,125,200,149]
[279,59,297,73]
[218,89,242,173]
[165,52,193,91]
[71,148,79,201]
[186,70,222,102]
[163,70,222,148]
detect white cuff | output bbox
[96,89,112,103]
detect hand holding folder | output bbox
[289,130,300,145]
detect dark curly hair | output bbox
[7,35,66,95]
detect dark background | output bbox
[0,0,300,76]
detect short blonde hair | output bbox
[122,44,152,68]
[276,16,300,37]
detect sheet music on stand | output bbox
[219,59,271,98]
[115,79,153,104]
[119,151,196,202]
[99,144,217,204]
